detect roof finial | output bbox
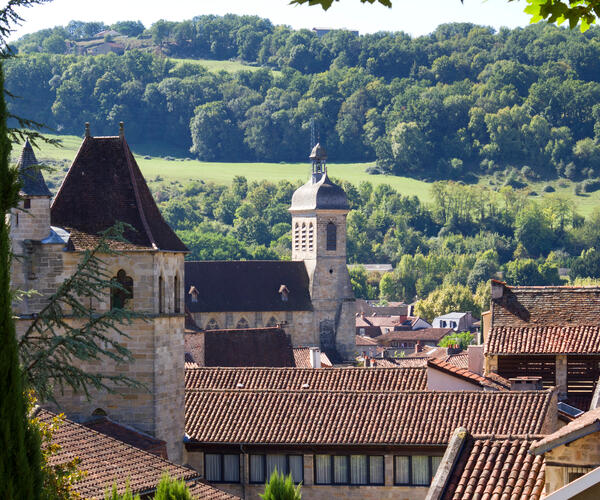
[119,121,124,139]
[85,122,90,138]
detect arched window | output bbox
[308,222,314,251]
[206,318,219,330]
[236,317,249,329]
[326,222,337,251]
[301,222,307,251]
[174,275,180,314]
[294,222,300,250]
[266,316,278,327]
[158,275,164,314]
[111,269,133,310]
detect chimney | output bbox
[119,121,124,138]
[491,280,506,300]
[85,122,90,138]
[447,345,462,355]
[509,376,543,391]
[309,347,321,368]
[467,345,483,375]
[415,340,422,353]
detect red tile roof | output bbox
[445,352,469,368]
[441,435,545,500]
[185,366,427,392]
[185,389,553,446]
[34,409,237,499]
[186,481,240,500]
[356,335,378,346]
[377,328,453,344]
[487,326,600,354]
[292,348,332,368]
[375,357,429,367]
[51,135,187,252]
[427,358,509,390]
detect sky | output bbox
[9,0,532,40]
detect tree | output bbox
[438,331,474,350]
[153,474,192,500]
[104,482,140,500]
[414,283,479,322]
[260,470,302,500]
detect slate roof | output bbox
[50,134,187,252]
[531,406,600,453]
[185,261,312,312]
[34,409,238,499]
[185,327,295,367]
[16,140,51,196]
[290,171,349,211]
[185,389,553,445]
[427,358,510,390]
[441,435,545,500]
[185,366,427,392]
[292,347,332,368]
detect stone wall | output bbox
[544,431,600,494]
[184,449,433,500]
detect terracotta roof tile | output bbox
[292,348,332,368]
[375,357,429,367]
[186,481,239,500]
[427,358,509,390]
[487,325,600,354]
[185,366,427,392]
[442,435,545,500]
[35,409,212,499]
[356,335,378,346]
[377,328,453,344]
[445,353,469,368]
[51,135,187,252]
[185,390,552,445]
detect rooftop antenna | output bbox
[310,117,316,150]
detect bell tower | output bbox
[289,143,355,361]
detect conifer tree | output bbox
[0,61,43,500]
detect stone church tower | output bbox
[10,126,188,462]
[289,144,355,360]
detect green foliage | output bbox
[153,474,192,500]
[260,470,301,500]
[0,58,43,500]
[414,284,480,323]
[523,0,600,31]
[505,258,562,286]
[438,331,474,350]
[104,482,140,500]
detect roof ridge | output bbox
[122,137,157,250]
[186,388,551,394]
[184,366,426,371]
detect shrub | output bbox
[542,184,555,193]
[582,178,600,193]
[260,470,302,500]
[153,474,192,500]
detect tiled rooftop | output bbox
[441,435,545,499]
[487,326,600,354]
[427,358,510,390]
[377,328,453,344]
[531,406,600,453]
[185,366,427,392]
[292,347,332,368]
[35,409,236,499]
[185,389,553,446]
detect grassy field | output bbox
[15,133,600,216]
[169,57,273,74]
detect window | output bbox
[326,222,337,251]
[204,453,240,483]
[440,320,447,328]
[236,317,249,329]
[250,455,303,484]
[359,328,365,335]
[23,198,31,209]
[301,222,307,251]
[174,275,180,314]
[266,316,278,327]
[294,223,300,250]
[110,270,133,310]
[394,455,442,486]
[206,318,219,330]
[308,222,314,251]
[314,455,384,485]
[158,275,164,314]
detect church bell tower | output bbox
[289,143,355,361]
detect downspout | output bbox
[240,444,247,499]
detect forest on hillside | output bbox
[8,17,600,184]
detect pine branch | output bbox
[19,223,148,402]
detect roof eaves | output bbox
[531,420,600,455]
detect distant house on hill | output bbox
[432,312,475,332]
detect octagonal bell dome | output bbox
[290,171,349,211]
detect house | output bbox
[185,143,356,362]
[375,328,453,354]
[10,129,188,461]
[356,313,431,337]
[184,368,557,499]
[432,312,475,332]
[355,298,410,316]
[427,428,546,500]
[356,334,381,358]
[485,281,600,410]
[35,408,237,499]
[530,406,600,496]
[426,358,510,391]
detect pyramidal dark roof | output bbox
[17,140,51,197]
[51,133,188,252]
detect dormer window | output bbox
[327,222,337,251]
[279,285,290,302]
[23,198,31,209]
[189,285,199,303]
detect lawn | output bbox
[14,132,600,217]
[169,57,273,74]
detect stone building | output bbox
[185,143,356,361]
[10,127,188,462]
[485,280,600,410]
[184,366,557,500]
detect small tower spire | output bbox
[309,143,327,180]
